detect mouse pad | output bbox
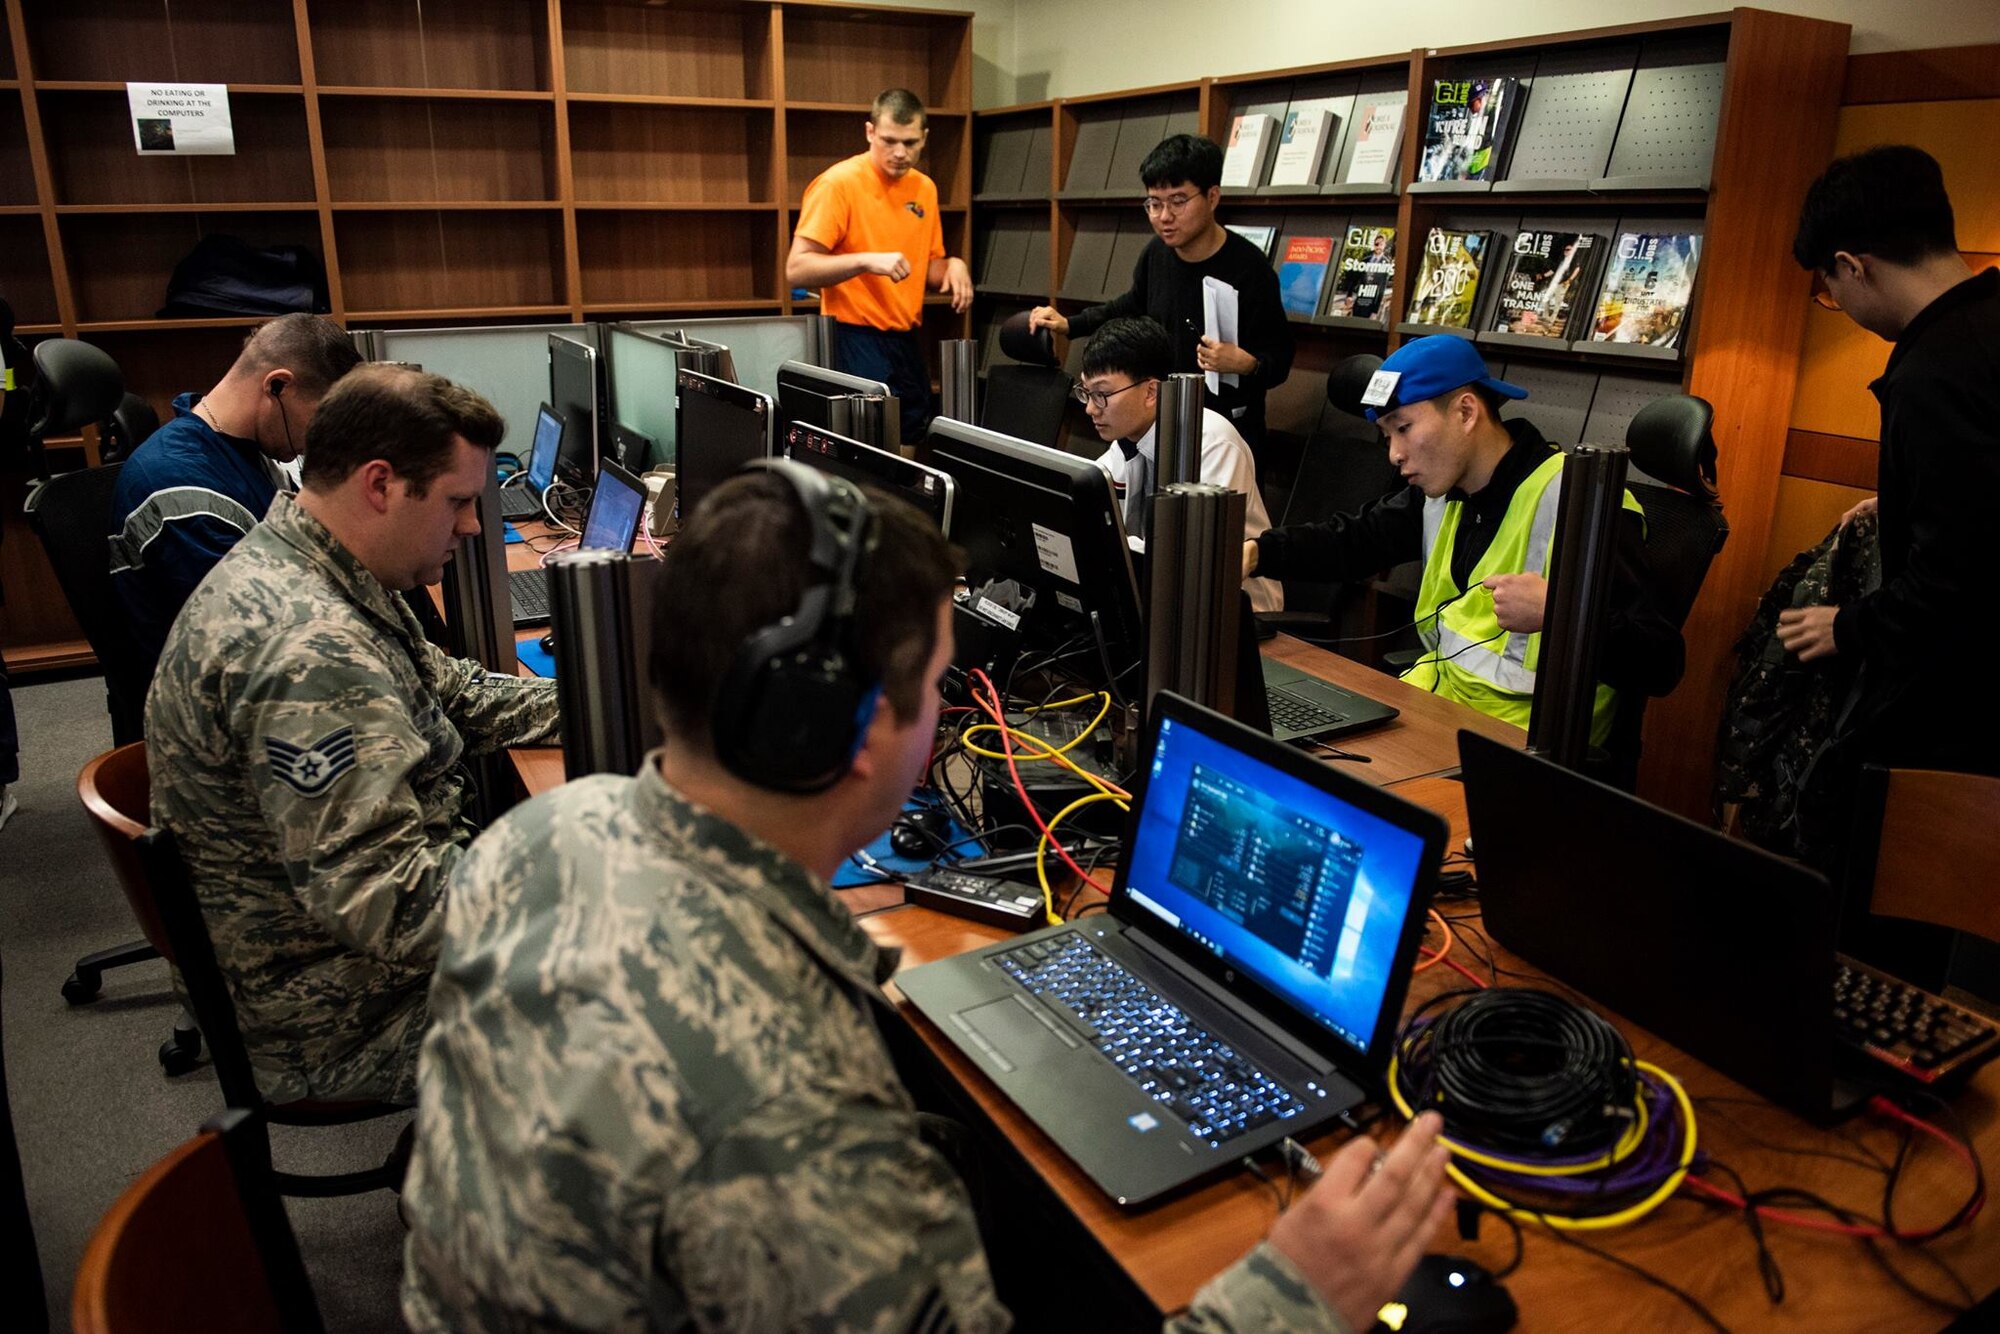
[517,637,556,677]
[832,791,977,888]
[504,523,524,545]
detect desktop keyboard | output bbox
[510,569,551,623]
[1832,955,1999,1086]
[1266,687,1345,735]
[994,933,1307,1146]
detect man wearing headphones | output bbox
[401,463,1453,1332]
[147,366,559,1106]
[109,311,362,686]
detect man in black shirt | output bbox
[1244,336,1682,746]
[1029,134,1293,459]
[1778,145,1999,777]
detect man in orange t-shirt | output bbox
[787,88,974,445]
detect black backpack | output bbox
[158,234,330,319]
[1713,512,1880,860]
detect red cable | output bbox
[967,669,1105,890]
[1680,1098,1984,1239]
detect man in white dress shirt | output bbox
[1077,316,1282,612]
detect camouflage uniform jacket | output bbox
[401,759,1346,1332]
[146,491,559,1105]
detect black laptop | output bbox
[500,403,565,521]
[508,460,647,627]
[898,692,1446,1206]
[1458,730,1999,1123]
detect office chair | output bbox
[1257,354,1420,663]
[1597,394,1727,788]
[134,827,410,1198]
[979,310,1073,450]
[98,392,160,465]
[73,1108,325,1334]
[78,742,203,1073]
[28,462,147,748]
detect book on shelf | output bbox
[1588,231,1701,350]
[1344,101,1406,186]
[1417,77,1524,183]
[1226,224,1278,258]
[1325,225,1397,323]
[1269,107,1336,187]
[1221,112,1279,188]
[1490,231,1602,340]
[1406,227,1493,328]
[1276,235,1336,318]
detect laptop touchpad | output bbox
[954,997,1076,1072]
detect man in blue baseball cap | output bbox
[1244,335,1682,745]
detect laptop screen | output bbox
[526,405,563,493]
[580,463,645,552]
[1118,710,1431,1056]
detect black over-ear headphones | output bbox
[711,458,882,793]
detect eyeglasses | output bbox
[1141,192,1200,218]
[1810,271,1842,312]
[1073,380,1146,411]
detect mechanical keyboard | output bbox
[995,932,1306,1146]
[1833,955,1999,1086]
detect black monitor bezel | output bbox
[675,368,774,522]
[781,421,955,536]
[548,336,603,487]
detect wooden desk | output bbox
[856,776,2000,1329]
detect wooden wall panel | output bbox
[1835,100,2000,252]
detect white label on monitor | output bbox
[1054,591,1083,614]
[1031,523,1080,582]
[974,597,1021,631]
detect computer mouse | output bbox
[1374,1255,1517,1334]
[889,807,953,859]
[539,633,556,653]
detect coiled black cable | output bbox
[1399,988,1638,1157]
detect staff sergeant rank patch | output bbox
[266,726,358,797]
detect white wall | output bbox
[1000,0,2000,105]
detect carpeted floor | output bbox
[2,675,407,1331]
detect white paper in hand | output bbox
[1201,276,1242,393]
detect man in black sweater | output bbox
[1778,145,2000,778]
[1029,134,1293,460]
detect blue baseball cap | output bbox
[1361,335,1528,422]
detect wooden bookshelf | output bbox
[0,0,972,668]
[972,8,1849,816]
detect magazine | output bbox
[1589,232,1701,349]
[1405,228,1491,328]
[1417,77,1522,183]
[1490,231,1601,339]
[1343,101,1406,185]
[1276,235,1335,317]
[1326,225,1397,323]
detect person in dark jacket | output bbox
[1777,145,2000,779]
[108,313,362,685]
[1029,134,1293,459]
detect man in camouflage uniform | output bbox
[147,365,559,1106]
[401,466,1451,1331]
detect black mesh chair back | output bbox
[980,363,1074,450]
[25,462,147,745]
[134,828,408,1197]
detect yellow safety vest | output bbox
[1402,451,1643,747]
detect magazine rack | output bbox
[1491,44,1640,194]
[1592,34,1729,192]
[1246,74,1356,197]
[1489,360,1601,448]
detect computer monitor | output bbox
[922,417,1145,687]
[609,423,654,472]
[781,421,955,536]
[676,368,774,522]
[775,359,899,451]
[521,403,564,493]
[549,335,605,486]
[580,459,648,552]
